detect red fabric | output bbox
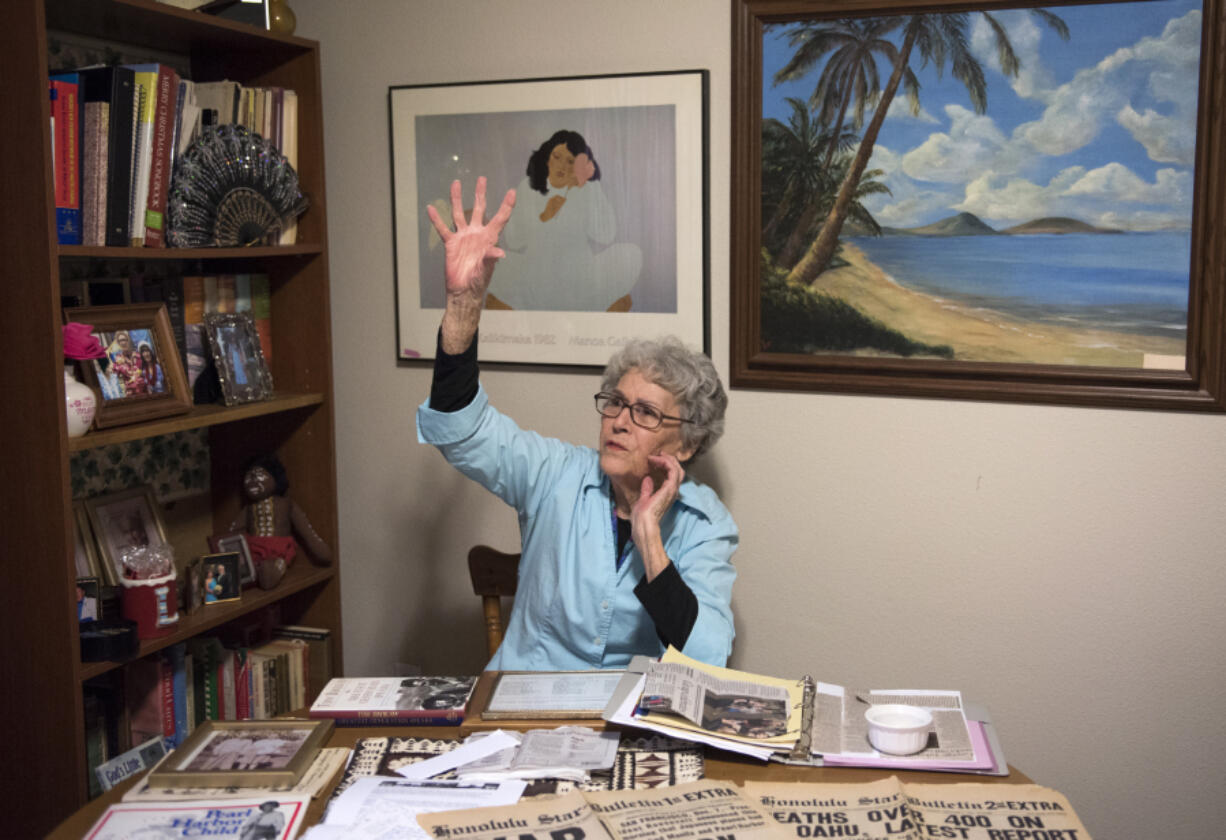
[246,535,297,567]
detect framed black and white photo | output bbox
[204,312,274,405]
[390,70,709,366]
[72,501,103,581]
[146,719,333,788]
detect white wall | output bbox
[295,2,1226,837]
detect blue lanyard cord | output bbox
[611,503,633,571]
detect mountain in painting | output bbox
[1002,217,1123,234]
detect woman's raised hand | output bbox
[427,177,516,303]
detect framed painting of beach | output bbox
[731,0,1226,410]
[390,70,709,367]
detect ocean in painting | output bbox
[847,232,1190,338]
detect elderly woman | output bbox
[417,178,737,671]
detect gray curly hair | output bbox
[600,336,727,461]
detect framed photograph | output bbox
[200,552,242,604]
[181,557,206,614]
[390,70,709,366]
[63,303,191,427]
[84,486,169,584]
[145,718,334,788]
[72,501,104,582]
[731,0,1226,410]
[76,577,101,623]
[209,532,257,587]
[204,312,274,405]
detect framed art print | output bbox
[390,70,709,366]
[730,0,1226,410]
[63,303,191,427]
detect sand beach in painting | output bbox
[816,244,1186,367]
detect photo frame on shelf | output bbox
[76,577,101,623]
[200,552,242,604]
[203,312,274,406]
[390,70,709,366]
[63,303,192,428]
[208,532,257,587]
[730,0,1226,410]
[145,718,334,788]
[84,486,170,585]
[72,501,104,582]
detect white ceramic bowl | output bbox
[864,704,933,755]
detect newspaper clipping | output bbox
[745,778,1093,840]
[416,779,787,840]
[639,651,803,747]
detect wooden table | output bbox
[49,724,1030,838]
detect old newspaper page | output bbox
[637,647,803,750]
[744,778,1093,839]
[811,687,974,762]
[416,779,789,840]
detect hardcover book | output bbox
[309,676,477,726]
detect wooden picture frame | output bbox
[200,552,242,604]
[209,532,257,587]
[63,303,191,428]
[390,70,709,366]
[71,501,104,582]
[84,486,170,584]
[730,0,1226,410]
[203,312,274,405]
[145,718,333,788]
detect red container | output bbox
[120,573,180,639]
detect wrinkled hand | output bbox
[632,454,684,537]
[426,177,516,304]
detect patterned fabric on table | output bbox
[330,734,704,802]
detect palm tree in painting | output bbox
[783,9,1070,287]
[761,97,858,265]
[773,17,907,171]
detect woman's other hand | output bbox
[632,453,685,580]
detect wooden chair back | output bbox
[467,545,520,659]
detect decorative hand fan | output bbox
[166,124,308,247]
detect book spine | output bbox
[143,66,178,247]
[234,649,251,720]
[104,68,136,247]
[216,273,236,313]
[158,653,175,743]
[81,101,107,247]
[168,644,188,747]
[250,273,273,366]
[182,275,207,391]
[221,649,236,721]
[50,78,82,245]
[127,69,156,245]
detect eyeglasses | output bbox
[594,392,695,430]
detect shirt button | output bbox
[594,636,602,646]
[601,600,609,610]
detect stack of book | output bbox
[48,66,299,248]
[91,624,332,790]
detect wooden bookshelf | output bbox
[0,1,342,835]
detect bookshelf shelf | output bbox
[1,1,342,834]
[58,243,325,260]
[68,391,325,451]
[78,562,336,682]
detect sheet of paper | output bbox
[320,777,526,839]
[487,671,625,712]
[396,729,520,780]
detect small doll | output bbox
[229,454,332,587]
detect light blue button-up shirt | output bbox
[417,384,737,670]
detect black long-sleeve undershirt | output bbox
[428,331,699,650]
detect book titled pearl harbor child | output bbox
[308,676,477,726]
